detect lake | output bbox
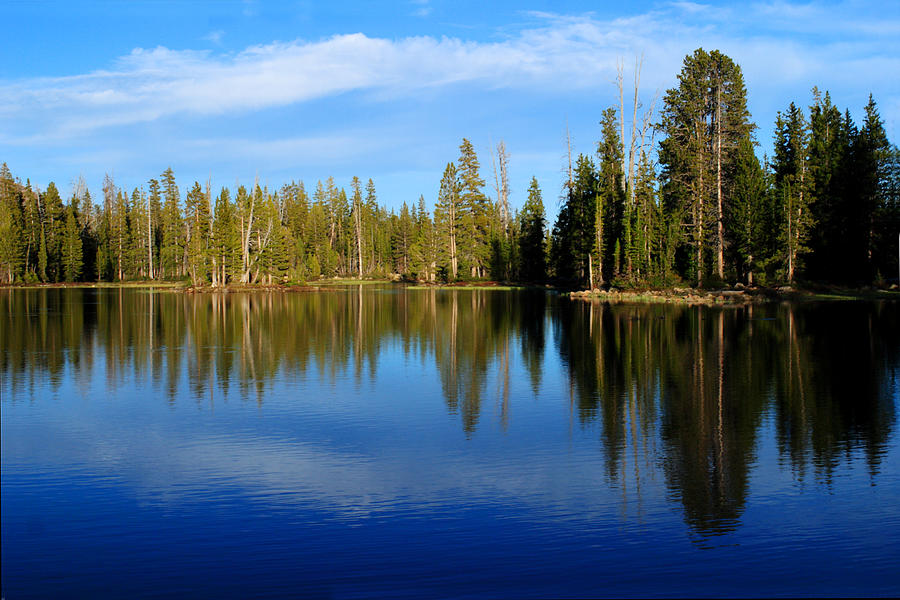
[2,286,899,598]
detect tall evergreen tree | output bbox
[61,203,83,282]
[805,88,846,280]
[160,168,182,279]
[147,178,162,279]
[185,181,211,285]
[551,154,597,287]
[659,48,753,285]
[772,102,813,282]
[726,138,767,284]
[435,162,462,279]
[518,177,546,282]
[856,95,891,281]
[392,202,414,275]
[596,107,625,284]
[411,195,438,281]
[42,182,66,282]
[211,187,238,285]
[457,139,490,277]
[631,151,659,278]
[351,176,365,277]
[129,187,150,278]
[19,180,41,280]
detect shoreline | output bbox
[1,280,897,302]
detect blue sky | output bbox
[2,0,898,214]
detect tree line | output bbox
[0,139,546,287]
[1,48,897,287]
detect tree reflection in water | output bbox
[2,287,896,539]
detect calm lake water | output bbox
[2,286,899,598]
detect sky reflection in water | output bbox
[2,287,899,598]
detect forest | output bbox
[1,48,898,288]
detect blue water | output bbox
[2,288,899,597]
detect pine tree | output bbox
[364,179,379,273]
[411,195,437,281]
[307,182,330,278]
[709,50,752,280]
[659,48,753,285]
[351,176,365,277]
[245,184,282,283]
[551,155,597,287]
[160,168,182,279]
[326,179,350,275]
[185,181,211,285]
[726,137,767,284]
[20,180,41,281]
[435,162,462,279]
[805,88,846,279]
[392,202,414,275]
[100,175,129,281]
[772,102,814,282]
[71,178,98,281]
[457,139,490,277]
[61,203,83,282]
[632,151,659,278]
[280,181,308,280]
[518,177,546,282]
[211,187,238,286]
[42,182,66,282]
[597,107,625,285]
[264,224,291,284]
[856,95,891,281]
[147,178,162,279]
[37,224,49,282]
[129,187,149,278]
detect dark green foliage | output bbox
[457,139,490,278]
[0,164,25,283]
[726,138,767,284]
[62,204,82,282]
[185,181,211,285]
[518,178,546,282]
[596,107,625,284]
[42,182,66,282]
[771,102,814,282]
[160,167,182,280]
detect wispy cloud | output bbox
[202,29,225,45]
[410,0,432,18]
[1,1,897,145]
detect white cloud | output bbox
[1,1,897,146]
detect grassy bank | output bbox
[565,284,900,305]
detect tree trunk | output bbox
[147,197,154,279]
[716,82,724,279]
[241,193,255,283]
[588,253,594,290]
